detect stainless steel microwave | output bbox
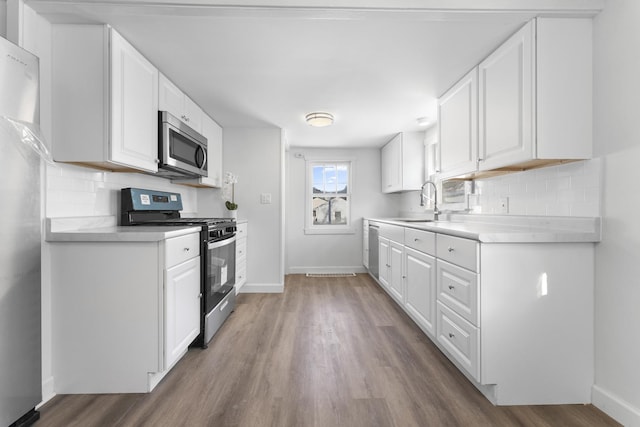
[157,111,208,179]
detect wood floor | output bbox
[36,274,619,427]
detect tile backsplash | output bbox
[46,162,199,218]
[399,158,602,218]
[472,159,601,217]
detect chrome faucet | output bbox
[420,180,440,221]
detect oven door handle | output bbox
[207,234,236,250]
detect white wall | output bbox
[286,147,398,274]
[0,1,6,37]
[591,0,640,424]
[224,128,284,291]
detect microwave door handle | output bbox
[199,145,207,171]
[208,234,236,250]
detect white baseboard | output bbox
[238,282,284,293]
[37,376,56,409]
[286,266,368,275]
[592,384,640,426]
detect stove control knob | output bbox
[210,230,222,239]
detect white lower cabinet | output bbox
[370,221,594,406]
[436,301,479,381]
[164,256,200,370]
[404,247,437,337]
[50,231,201,393]
[235,221,248,291]
[378,235,404,304]
[388,241,404,302]
[378,236,391,290]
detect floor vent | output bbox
[305,273,357,278]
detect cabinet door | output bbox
[200,114,223,187]
[381,134,401,193]
[110,30,159,172]
[183,96,203,133]
[165,256,201,369]
[159,73,185,119]
[378,237,390,289]
[478,21,535,170]
[438,68,478,179]
[404,247,437,336]
[388,240,405,302]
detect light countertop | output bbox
[368,214,601,243]
[45,217,201,242]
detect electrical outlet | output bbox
[499,197,509,214]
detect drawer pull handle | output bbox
[198,293,203,299]
[448,285,455,290]
[447,247,454,252]
[414,238,420,242]
[219,300,229,311]
[184,247,190,252]
[448,333,455,339]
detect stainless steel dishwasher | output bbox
[368,224,379,279]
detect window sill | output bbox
[304,227,355,235]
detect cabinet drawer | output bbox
[437,301,479,381]
[437,260,479,325]
[379,223,404,243]
[405,228,436,255]
[165,233,200,268]
[236,263,247,286]
[236,237,247,259]
[437,234,478,272]
[236,222,248,238]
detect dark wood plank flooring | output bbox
[35,274,619,427]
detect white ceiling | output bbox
[29,0,602,148]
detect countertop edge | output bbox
[368,217,601,243]
[46,224,202,242]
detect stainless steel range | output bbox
[121,187,236,347]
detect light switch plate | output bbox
[260,193,272,204]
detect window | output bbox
[305,160,353,234]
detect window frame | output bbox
[304,159,355,235]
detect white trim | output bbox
[304,227,355,235]
[592,385,640,427]
[305,159,354,232]
[238,282,284,293]
[287,266,367,275]
[37,376,56,409]
[280,131,286,288]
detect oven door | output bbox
[205,234,236,314]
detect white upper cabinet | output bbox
[52,25,159,173]
[200,114,223,187]
[110,31,159,172]
[478,22,534,170]
[438,68,478,180]
[438,18,592,179]
[381,132,424,193]
[159,73,203,133]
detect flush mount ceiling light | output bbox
[417,116,432,127]
[305,112,334,127]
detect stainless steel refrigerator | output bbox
[0,36,42,426]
